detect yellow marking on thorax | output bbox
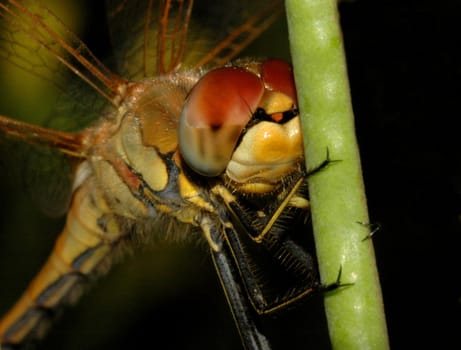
[92,160,148,219]
[175,152,215,213]
[119,112,169,192]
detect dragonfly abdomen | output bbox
[0,178,127,347]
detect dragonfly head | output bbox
[179,59,303,192]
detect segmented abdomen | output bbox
[0,178,126,347]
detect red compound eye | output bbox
[179,67,264,176]
[261,59,297,103]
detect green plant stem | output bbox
[285,0,390,349]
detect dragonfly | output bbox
[0,1,323,349]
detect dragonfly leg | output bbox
[201,217,272,350]
[305,148,341,177]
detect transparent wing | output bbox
[106,0,284,79]
[189,0,284,68]
[0,0,126,106]
[0,0,128,214]
[0,1,111,215]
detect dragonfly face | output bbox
[0,1,321,349]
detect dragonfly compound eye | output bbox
[261,59,298,104]
[179,67,264,176]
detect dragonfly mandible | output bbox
[0,1,322,349]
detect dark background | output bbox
[1,0,460,349]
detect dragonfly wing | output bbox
[106,0,284,78]
[106,0,192,78]
[0,0,126,106]
[190,0,284,68]
[0,0,126,215]
[0,136,76,217]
